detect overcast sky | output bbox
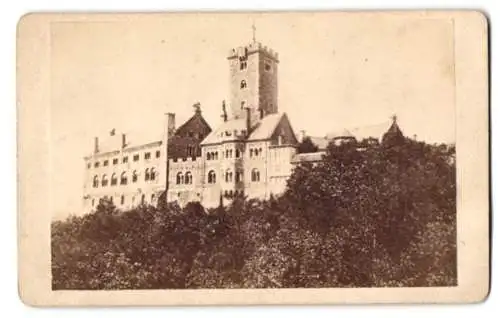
[50,12,456,218]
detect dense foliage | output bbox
[297,136,319,154]
[52,138,456,289]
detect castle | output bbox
[82,37,402,213]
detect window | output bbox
[240,61,247,70]
[185,172,193,184]
[145,152,151,160]
[133,154,139,161]
[123,156,128,163]
[141,194,145,205]
[111,173,117,186]
[251,169,260,182]
[87,163,91,169]
[132,170,138,183]
[94,161,100,168]
[278,135,283,145]
[93,175,99,188]
[120,172,127,185]
[236,149,240,158]
[250,149,254,157]
[145,168,150,181]
[92,198,95,207]
[207,152,211,160]
[241,101,246,109]
[113,158,118,165]
[103,160,109,167]
[215,152,218,160]
[265,62,272,72]
[225,149,229,158]
[120,195,125,205]
[151,194,155,203]
[225,169,233,182]
[187,146,193,157]
[208,170,216,184]
[110,196,114,204]
[240,80,247,89]
[176,172,184,185]
[156,150,161,158]
[150,168,156,181]
[236,171,243,183]
[101,174,108,187]
[188,131,194,138]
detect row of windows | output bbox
[207,169,260,184]
[206,148,261,160]
[92,168,157,188]
[223,190,244,197]
[91,193,155,207]
[88,150,161,169]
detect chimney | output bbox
[245,107,251,134]
[299,130,306,142]
[121,133,127,148]
[167,113,176,137]
[94,137,99,154]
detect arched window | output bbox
[251,169,260,182]
[132,170,138,183]
[93,175,99,188]
[215,152,218,160]
[92,198,95,206]
[225,169,233,182]
[120,195,125,205]
[150,168,156,181]
[250,149,254,157]
[145,168,150,181]
[225,149,229,158]
[176,172,184,185]
[208,170,216,184]
[235,171,243,182]
[111,173,117,186]
[151,194,155,203]
[241,101,246,109]
[240,80,247,89]
[120,172,127,185]
[141,194,145,204]
[258,148,262,156]
[207,152,211,160]
[101,174,108,187]
[185,172,193,184]
[236,149,240,158]
[229,190,233,197]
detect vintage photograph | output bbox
[49,13,457,290]
[17,11,489,305]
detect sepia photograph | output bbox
[17,11,489,305]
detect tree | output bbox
[297,136,319,153]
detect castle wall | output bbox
[83,143,166,214]
[166,157,203,206]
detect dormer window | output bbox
[240,80,247,89]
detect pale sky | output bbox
[50,13,456,218]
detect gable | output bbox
[168,112,212,159]
[269,114,298,146]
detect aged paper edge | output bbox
[17,11,490,306]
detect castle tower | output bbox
[227,34,279,123]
